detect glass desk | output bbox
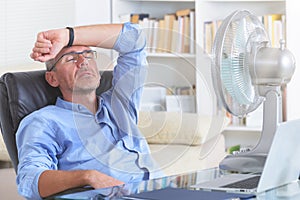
[53,167,300,200]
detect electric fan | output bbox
[211,10,295,173]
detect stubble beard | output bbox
[73,76,100,95]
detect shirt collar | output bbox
[55,96,103,115]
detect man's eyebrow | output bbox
[62,51,77,55]
[62,50,91,55]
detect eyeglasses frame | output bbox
[48,49,97,71]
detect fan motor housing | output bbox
[251,46,296,86]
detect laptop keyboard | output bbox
[221,176,261,189]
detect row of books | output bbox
[166,85,195,96]
[262,14,286,48]
[119,8,196,54]
[203,13,286,55]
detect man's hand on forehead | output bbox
[30,28,69,62]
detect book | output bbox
[164,13,176,53]
[147,18,156,51]
[130,13,149,24]
[281,14,286,43]
[157,19,165,53]
[263,14,283,47]
[273,19,283,48]
[151,20,159,53]
[189,10,195,54]
[170,19,179,53]
[182,15,190,53]
[176,8,195,17]
[203,21,214,54]
[177,16,185,53]
[175,9,195,53]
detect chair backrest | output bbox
[0,70,113,172]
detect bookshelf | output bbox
[147,53,195,59]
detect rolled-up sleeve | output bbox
[16,116,60,200]
[111,22,148,110]
[107,23,148,128]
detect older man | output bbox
[16,22,162,200]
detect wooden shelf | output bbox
[204,0,284,2]
[224,125,261,133]
[147,53,195,59]
[121,0,195,2]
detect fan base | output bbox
[219,153,267,173]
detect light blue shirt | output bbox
[16,23,163,200]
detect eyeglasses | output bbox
[48,50,97,71]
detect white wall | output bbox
[286,0,300,120]
[74,0,115,71]
[74,0,111,25]
[0,0,75,74]
[1,0,112,74]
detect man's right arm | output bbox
[30,24,123,62]
[38,170,123,198]
[16,114,123,199]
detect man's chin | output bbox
[73,81,99,93]
[73,87,97,95]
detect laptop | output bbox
[191,119,300,194]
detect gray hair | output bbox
[45,47,70,71]
[45,58,56,71]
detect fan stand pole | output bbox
[251,86,281,154]
[219,86,281,173]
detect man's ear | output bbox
[45,71,59,87]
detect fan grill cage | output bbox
[211,10,268,117]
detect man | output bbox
[16,22,162,200]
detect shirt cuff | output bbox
[17,168,46,200]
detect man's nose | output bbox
[76,54,88,68]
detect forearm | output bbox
[73,24,123,49]
[38,169,124,198]
[38,170,91,198]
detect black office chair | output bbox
[0,70,113,197]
